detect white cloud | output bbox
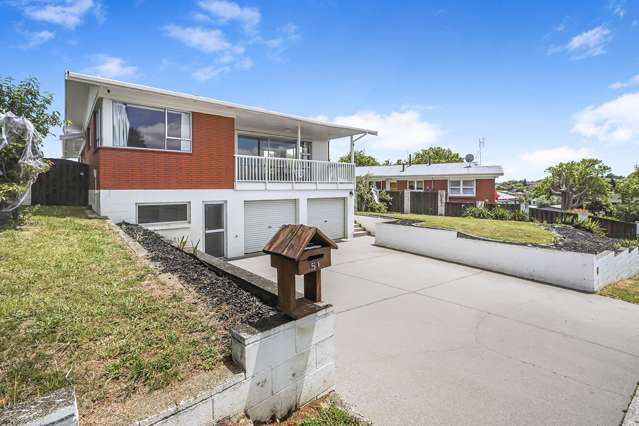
[192,57,252,81]
[549,25,611,59]
[82,54,138,79]
[164,25,235,53]
[323,109,444,161]
[520,146,595,164]
[609,73,639,89]
[572,92,639,144]
[21,30,54,48]
[198,0,260,32]
[259,23,300,60]
[609,0,626,17]
[24,0,96,29]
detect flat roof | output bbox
[64,72,378,140]
[357,163,504,178]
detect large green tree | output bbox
[339,149,380,166]
[0,77,61,205]
[531,159,612,210]
[617,166,639,203]
[411,146,463,164]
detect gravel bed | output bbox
[549,224,619,254]
[118,222,277,352]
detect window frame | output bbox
[448,179,476,197]
[136,202,191,225]
[236,133,312,160]
[408,180,424,191]
[113,102,193,153]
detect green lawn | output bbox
[360,212,557,245]
[297,401,361,426]
[600,275,639,304]
[0,206,219,416]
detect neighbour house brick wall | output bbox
[397,180,408,190]
[82,112,235,190]
[424,179,448,191]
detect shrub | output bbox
[463,206,493,219]
[492,207,512,221]
[609,203,639,222]
[573,217,606,236]
[510,209,529,221]
[613,239,639,250]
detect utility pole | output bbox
[478,137,485,165]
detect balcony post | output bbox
[350,135,354,163]
[296,122,301,160]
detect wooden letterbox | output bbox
[263,224,338,318]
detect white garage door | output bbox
[244,199,297,254]
[308,198,346,240]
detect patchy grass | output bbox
[600,275,639,305]
[297,401,361,426]
[360,212,557,245]
[0,206,219,417]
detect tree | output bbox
[355,173,389,212]
[0,77,61,206]
[412,146,463,164]
[617,166,639,203]
[338,149,380,166]
[531,159,612,210]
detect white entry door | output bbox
[244,199,297,254]
[308,197,346,240]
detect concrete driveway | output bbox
[231,236,639,425]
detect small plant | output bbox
[613,239,639,250]
[510,209,529,221]
[573,217,606,236]
[191,239,200,255]
[463,206,492,219]
[554,215,576,225]
[491,207,512,221]
[175,235,188,251]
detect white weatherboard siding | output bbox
[244,199,297,253]
[308,198,346,239]
[94,189,355,258]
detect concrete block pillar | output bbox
[403,190,411,213]
[437,190,446,216]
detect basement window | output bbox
[137,203,189,224]
[449,179,475,197]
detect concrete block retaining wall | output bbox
[139,307,335,425]
[375,222,638,292]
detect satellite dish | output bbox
[464,153,475,163]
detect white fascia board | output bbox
[65,71,378,137]
[363,174,502,180]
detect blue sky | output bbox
[2,0,638,180]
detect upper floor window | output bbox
[113,102,191,152]
[237,134,311,159]
[449,179,475,196]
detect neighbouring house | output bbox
[357,162,504,204]
[62,72,377,258]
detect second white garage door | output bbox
[308,197,346,240]
[244,199,297,254]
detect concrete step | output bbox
[353,229,370,238]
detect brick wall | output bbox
[83,112,235,190]
[424,179,447,191]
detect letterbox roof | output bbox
[263,224,338,261]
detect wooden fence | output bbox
[385,191,404,213]
[410,191,438,215]
[529,207,637,240]
[30,158,89,206]
[445,202,476,217]
[528,207,577,224]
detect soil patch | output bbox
[118,222,277,354]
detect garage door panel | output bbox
[244,199,296,254]
[308,198,345,240]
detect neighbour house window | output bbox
[237,134,312,159]
[137,203,189,224]
[449,179,475,196]
[113,102,192,152]
[408,180,424,191]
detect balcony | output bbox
[235,155,355,190]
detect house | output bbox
[356,162,504,203]
[62,72,377,258]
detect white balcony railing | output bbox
[235,155,355,184]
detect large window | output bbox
[449,179,475,196]
[237,134,311,159]
[408,180,424,191]
[137,203,189,224]
[113,102,191,152]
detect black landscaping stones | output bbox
[549,224,619,254]
[118,222,277,353]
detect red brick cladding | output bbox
[83,112,235,190]
[424,179,447,191]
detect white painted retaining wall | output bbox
[376,222,638,292]
[354,214,394,236]
[140,307,335,425]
